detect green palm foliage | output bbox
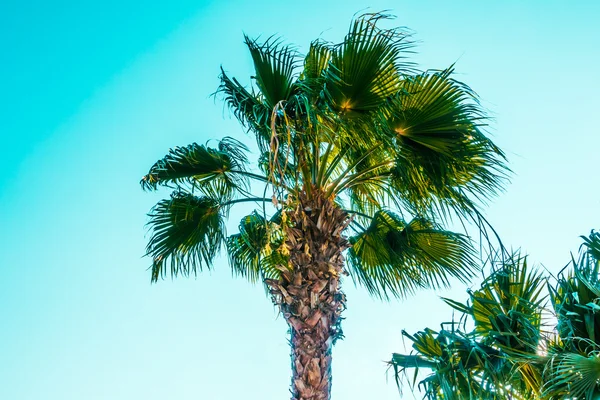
[142,12,506,292]
[543,230,600,399]
[348,213,477,299]
[226,211,285,283]
[391,254,547,399]
[140,12,508,399]
[392,230,600,400]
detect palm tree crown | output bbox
[141,12,508,400]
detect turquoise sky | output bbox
[1,1,599,399]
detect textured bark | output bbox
[266,188,350,400]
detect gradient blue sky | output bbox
[1,1,599,399]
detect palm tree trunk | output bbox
[267,188,350,400]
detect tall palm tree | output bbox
[392,230,600,400]
[140,13,507,400]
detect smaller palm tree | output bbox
[542,230,600,399]
[391,231,600,400]
[391,253,547,399]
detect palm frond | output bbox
[226,211,287,283]
[550,234,600,346]
[140,137,251,200]
[327,12,414,113]
[145,191,225,282]
[227,212,269,283]
[391,328,510,400]
[543,352,600,399]
[302,40,332,81]
[444,254,547,354]
[387,68,509,221]
[392,233,600,400]
[217,68,272,149]
[244,35,299,108]
[347,211,477,299]
[346,179,390,215]
[581,229,600,268]
[471,254,546,354]
[325,144,395,197]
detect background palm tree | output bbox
[392,230,600,400]
[542,230,600,399]
[140,13,507,400]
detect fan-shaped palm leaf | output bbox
[391,232,600,400]
[543,353,600,399]
[140,137,251,200]
[387,68,507,220]
[327,13,414,113]
[550,271,600,346]
[302,40,332,82]
[348,211,477,299]
[244,35,299,108]
[217,68,272,147]
[581,230,600,264]
[541,231,600,399]
[391,252,551,399]
[145,191,225,282]
[550,234,600,348]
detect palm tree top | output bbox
[140,12,509,299]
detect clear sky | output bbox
[1,1,599,399]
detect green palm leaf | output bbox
[543,231,600,399]
[391,328,509,400]
[388,68,508,219]
[543,353,600,399]
[302,40,332,81]
[347,179,390,215]
[581,229,600,271]
[226,211,287,283]
[244,35,299,108]
[468,256,546,353]
[550,232,600,348]
[327,12,414,113]
[439,255,546,361]
[217,68,272,147]
[140,137,250,199]
[348,211,477,299]
[145,191,225,282]
[392,234,600,400]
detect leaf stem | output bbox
[222,197,273,207]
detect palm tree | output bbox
[390,253,547,399]
[392,230,600,400]
[140,13,507,400]
[542,230,600,399]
